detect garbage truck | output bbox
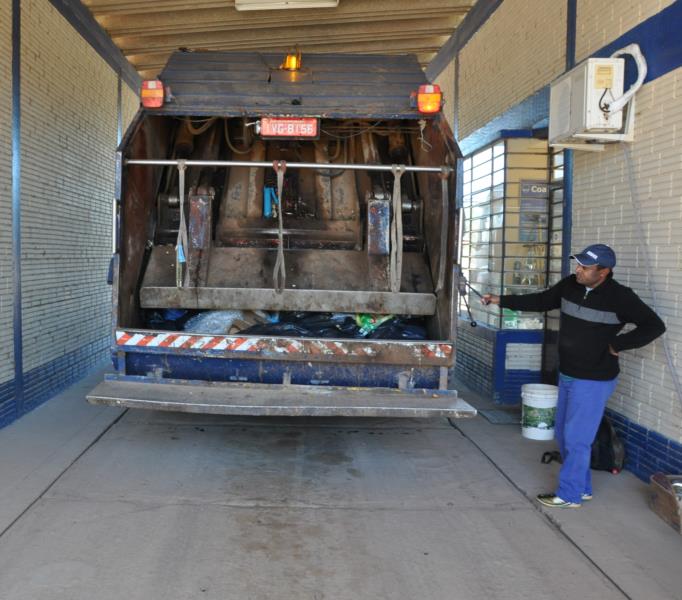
[86,50,476,419]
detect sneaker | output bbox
[536,493,581,508]
[581,493,593,501]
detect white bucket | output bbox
[521,384,559,441]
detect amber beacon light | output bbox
[417,84,443,114]
[141,80,165,108]
[282,50,302,72]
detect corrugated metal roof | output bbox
[155,51,431,119]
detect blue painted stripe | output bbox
[459,87,549,155]
[592,0,682,86]
[117,70,123,145]
[0,379,17,429]
[499,129,534,138]
[460,0,682,155]
[0,337,110,432]
[12,0,23,415]
[566,0,577,70]
[123,352,441,390]
[605,408,682,482]
[563,0,575,279]
[426,0,503,81]
[48,0,141,91]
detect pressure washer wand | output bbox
[455,267,479,327]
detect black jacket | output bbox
[500,275,666,380]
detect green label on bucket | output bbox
[522,406,555,430]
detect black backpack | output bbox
[590,416,626,473]
[540,416,626,473]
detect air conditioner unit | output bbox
[549,45,646,151]
[235,0,339,10]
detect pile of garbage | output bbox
[145,309,426,340]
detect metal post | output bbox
[12,0,24,415]
[562,0,577,276]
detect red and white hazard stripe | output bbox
[115,331,451,359]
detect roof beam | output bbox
[116,19,456,55]
[49,0,140,89]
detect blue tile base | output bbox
[0,336,109,431]
[606,409,682,481]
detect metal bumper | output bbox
[87,376,476,419]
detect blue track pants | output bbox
[555,375,618,504]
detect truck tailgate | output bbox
[87,377,476,419]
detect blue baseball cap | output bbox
[570,244,616,268]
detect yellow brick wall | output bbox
[122,83,139,136]
[576,0,676,62]
[572,68,682,442]
[434,59,455,132]
[19,0,122,372]
[458,0,566,140]
[0,1,14,386]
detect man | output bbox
[481,244,665,508]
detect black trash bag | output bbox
[367,317,427,340]
[239,312,426,340]
[240,312,360,338]
[145,308,194,330]
[238,321,313,337]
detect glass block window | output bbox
[546,148,565,332]
[459,138,551,329]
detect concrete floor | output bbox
[0,367,681,600]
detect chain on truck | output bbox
[87,50,476,419]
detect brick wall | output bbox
[0,2,14,394]
[434,58,455,132]
[572,67,682,444]
[122,86,139,138]
[20,0,120,375]
[576,0,676,62]
[454,322,495,397]
[458,0,566,139]
[0,1,139,428]
[447,0,682,462]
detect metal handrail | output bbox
[125,158,453,174]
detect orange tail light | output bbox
[141,80,164,108]
[417,84,443,114]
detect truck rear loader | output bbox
[86,50,476,420]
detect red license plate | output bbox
[260,117,319,138]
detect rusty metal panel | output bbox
[367,197,391,292]
[313,142,333,220]
[114,329,454,367]
[140,245,435,313]
[218,140,266,223]
[140,286,436,315]
[154,52,431,119]
[314,140,360,222]
[188,194,212,287]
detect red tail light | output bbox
[417,84,443,114]
[141,80,164,108]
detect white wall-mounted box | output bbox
[549,58,625,147]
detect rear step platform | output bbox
[87,378,477,419]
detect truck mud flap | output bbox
[87,376,476,419]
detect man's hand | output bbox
[481,294,500,306]
[608,345,619,356]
